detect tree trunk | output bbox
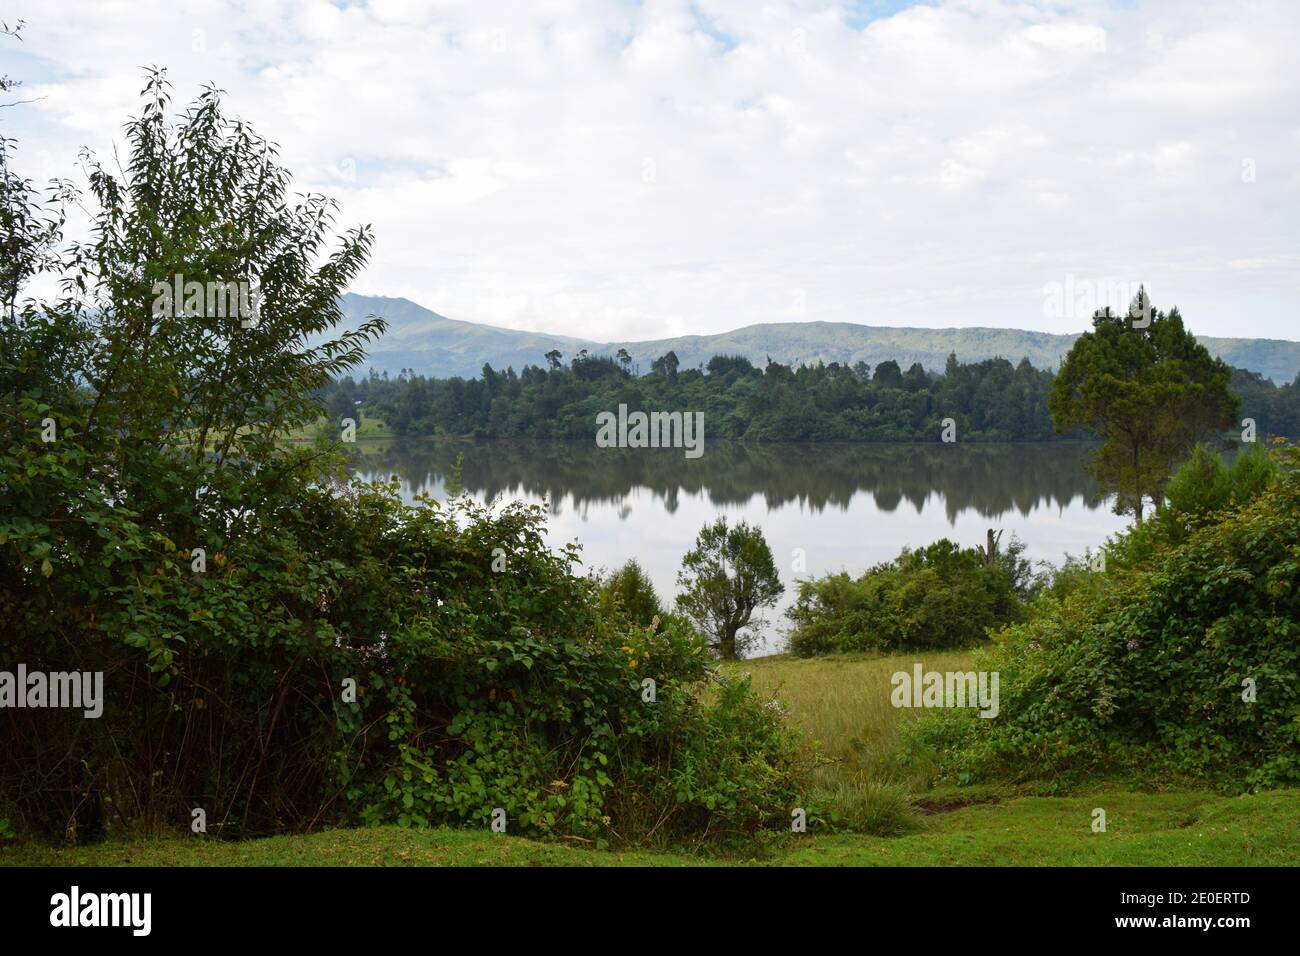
[984,528,1001,567]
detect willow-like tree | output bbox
[676,517,783,659]
[1049,290,1238,522]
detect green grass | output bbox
[722,650,978,791]
[0,827,707,867]
[8,650,1298,867]
[171,416,397,447]
[779,790,1300,866]
[7,789,1297,866]
[281,416,396,442]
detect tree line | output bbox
[323,347,1300,443]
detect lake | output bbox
[349,439,1130,655]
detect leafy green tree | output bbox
[544,348,562,370]
[395,376,429,432]
[651,349,680,380]
[706,354,756,378]
[326,388,359,427]
[676,517,783,659]
[1049,293,1237,521]
[1,72,383,835]
[598,559,663,627]
[902,361,930,392]
[873,359,903,388]
[68,71,383,464]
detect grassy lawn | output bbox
[7,651,1297,867]
[7,789,1296,867]
[1,826,706,868]
[778,789,1300,866]
[281,416,396,442]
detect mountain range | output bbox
[338,293,1300,385]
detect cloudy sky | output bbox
[3,0,1297,341]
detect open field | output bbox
[280,416,397,442]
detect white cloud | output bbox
[3,0,1298,341]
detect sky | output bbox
[2,0,1297,342]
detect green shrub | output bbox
[786,537,1031,656]
[596,559,665,629]
[605,672,812,844]
[1112,442,1281,567]
[0,76,810,847]
[907,443,1300,790]
[0,421,811,843]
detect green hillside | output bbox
[341,294,1300,384]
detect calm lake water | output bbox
[349,439,1129,655]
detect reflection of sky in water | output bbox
[358,449,1129,657]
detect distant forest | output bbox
[323,351,1300,442]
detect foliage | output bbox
[69,71,382,462]
[1105,442,1281,571]
[323,324,1300,448]
[596,559,664,629]
[1148,443,1278,546]
[1049,294,1239,521]
[0,18,26,100]
[331,351,1065,442]
[1229,366,1300,439]
[341,290,1300,390]
[786,537,1032,656]
[675,518,784,660]
[907,443,1300,791]
[327,345,1300,446]
[0,76,809,845]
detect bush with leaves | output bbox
[0,75,809,844]
[786,537,1031,656]
[902,443,1300,791]
[596,559,665,629]
[1110,442,1280,567]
